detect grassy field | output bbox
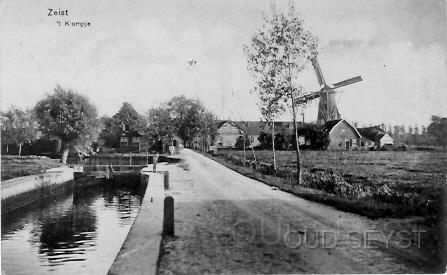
[210,150,447,221]
[1,155,63,181]
[223,150,446,188]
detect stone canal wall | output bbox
[1,167,74,213]
[109,171,165,275]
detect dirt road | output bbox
[157,149,434,274]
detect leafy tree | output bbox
[274,133,289,150]
[167,96,206,147]
[146,105,176,153]
[34,86,99,164]
[244,4,318,184]
[98,116,119,148]
[393,125,401,143]
[73,119,102,162]
[1,112,14,154]
[255,78,285,170]
[235,134,251,150]
[1,107,40,155]
[198,111,219,151]
[257,132,272,150]
[414,124,419,135]
[387,125,393,135]
[400,125,406,134]
[146,97,218,152]
[113,102,146,134]
[421,125,427,136]
[400,125,406,142]
[258,132,288,150]
[297,124,329,150]
[427,115,447,148]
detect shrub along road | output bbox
[157,149,441,273]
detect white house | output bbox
[323,119,363,150]
[216,121,243,148]
[357,126,394,150]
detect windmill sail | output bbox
[296,57,362,125]
[295,91,321,104]
[312,58,326,87]
[332,76,362,89]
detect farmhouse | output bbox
[215,121,243,148]
[323,119,363,150]
[357,126,393,150]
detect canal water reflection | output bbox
[1,181,147,274]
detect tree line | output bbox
[351,120,446,147]
[1,86,218,163]
[99,95,219,153]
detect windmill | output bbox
[295,57,362,125]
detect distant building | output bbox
[214,119,399,151]
[215,121,242,148]
[357,126,394,150]
[215,120,298,149]
[323,119,363,150]
[213,119,397,151]
[118,124,142,153]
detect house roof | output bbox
[322,119,343,132]
[324,119,362,138]
[218,120,300,136]
[357,126,388,142]
[121,130,143,137]
[217,120,231,129]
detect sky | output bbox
[1,0,446,127]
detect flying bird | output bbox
[186,58,197,69]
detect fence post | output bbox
[164,171,169,190]
[163,196,174,236]
[153,155,158,172]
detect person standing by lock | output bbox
[153,153,159,172]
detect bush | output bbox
[234,135,251,150]
[380,144,393,151]
[257,132,272,150]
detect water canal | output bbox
[1,178,147,274]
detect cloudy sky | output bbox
[1,0,446,127]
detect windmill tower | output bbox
[296,57,363,125]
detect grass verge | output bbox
[199,151,444,224]
[1,155,63,181]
